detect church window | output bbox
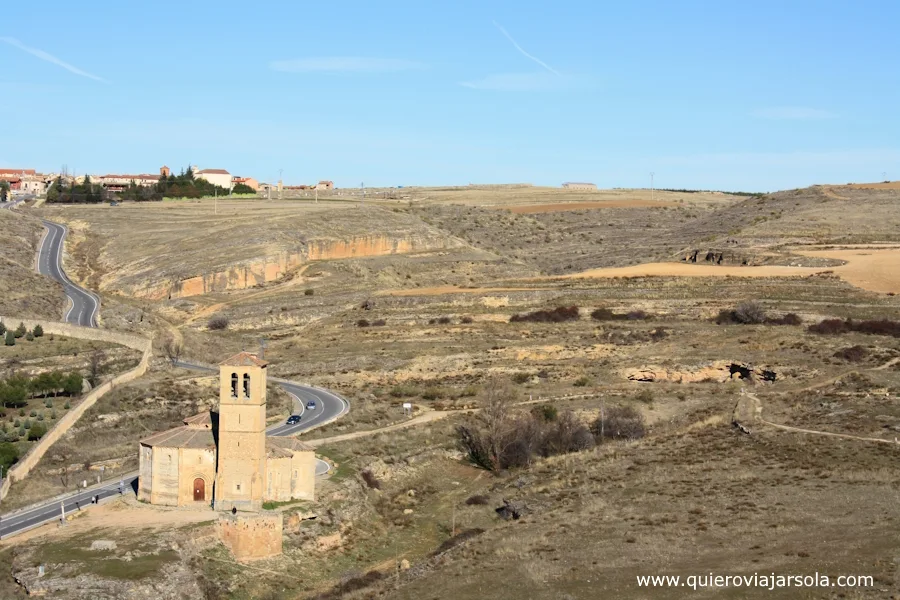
[243,373,251,398]
[230,373,238,398]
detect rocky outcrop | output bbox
[133,234,461,300]
[623,361,780,384]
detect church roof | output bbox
[219,351,268,367]
[266,436,314,458]
[183,411,214,428]
[140,425,216,450]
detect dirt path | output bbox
[792,246,900,294]
[305,410,454,448]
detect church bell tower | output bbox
[214,352,268,511]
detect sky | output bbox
[1,0,899,191]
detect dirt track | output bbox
[793,246,900,294]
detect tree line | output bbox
[45,166,244,204]
[0,371,84,408]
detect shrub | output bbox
[23,418,31,430]
[29,410,36,418]
[32,324,44,337]
[0,322,5,336]
[27,422,47,441]
[626,310,649,320]
[511,372,531,384]
[591,405,646,441]
[360,469,382,490]
[64,401,71,409]
[461,316,474,324]
[50,410,57,419]
[17,426,25,437]
[531,404,558,422]
[808,318,900,338]
[25,332,34,341]
[304,288,314,296]
[766,313,802,326]
[590,308,617,321]
[14,322,26,338]
[13,419,20,428]
[833,345,868,362]
[389,385,417,398]
[437,316,452,325]
[573,376,592,387]
[465,494,490,506]
[356,319,370,328]
[635,389,654,404]
[421,387,443,401]
[207,315,229,330]
[540,410,594,456]
[510,306,579,323]
[371,319,386,327]
[4,331,14,346]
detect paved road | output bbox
[174,360,349,437]
[37,220,100,327]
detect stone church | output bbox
[138,352,315,511]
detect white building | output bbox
[195,168,233,190]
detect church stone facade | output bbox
[138,352,315,510]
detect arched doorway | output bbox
[193,478,206,501]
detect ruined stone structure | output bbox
[216,512,283,562]
[138,352,315,510]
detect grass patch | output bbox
[315,446,353,481]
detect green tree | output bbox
[25,332,34,341]
[14,322,26,338]
[4,331,14,346]
[32,324,43,337]
[0,441,19,471]
[62,372,83,395]
[0,322,6,336]
[0,180,9,202]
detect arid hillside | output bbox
[0,211,63,320]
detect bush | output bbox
[356,319,370,328]
[28,423,46,440]
[421,387,443,401]
[591,405,646,441]
[14,322,27,338]
[437,316,452,325]
[634,389,654,404]
[766,313,802,326]
[304,288,314,296]
[32,324,44,337]
[465,494,490,506]
[360,469,382,490]
[461,316,474,324]
[4,331,14,346]
[0,322,5,336]
[540,410,594,456]
[29,410,36,418]
[207,315,229,330]
[626,310,649,320]
[573,376,592,387]
[808,318,900,338]
[64,401,71,409]
[531,404,558,422]
[389,385,417,398]
[510,306,579,323]
[511,372,531,384]
[371,319,386,327]
[590,308,617,321]
[0,441,19,471]
[25,332,34,341]
[23,418,31,430]
[833,345,869,362]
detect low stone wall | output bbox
[217,512,283,561]
[0,317,153,500]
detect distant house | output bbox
[195,168,232,190]
[562,182,597,191]
[231,176,259,192]
[315,180,334,191]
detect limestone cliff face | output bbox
[133,234,459,299]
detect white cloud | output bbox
[492,21,561,77]
[0,37,107,83]
[269,57,426,73]
[751,107,837,120]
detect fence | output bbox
[0,317,153,500]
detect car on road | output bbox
[286,414,301,425]
[306,400,316,410]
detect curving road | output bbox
[37,220,100,327]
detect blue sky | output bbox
[2,0,898,191]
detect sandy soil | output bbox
[793,246,900,294]
[505,200,674,213]
[845,181,900,190]
[0,499,217,547]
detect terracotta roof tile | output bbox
[140,425,216,449]
[219,351,268,367]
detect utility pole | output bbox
[361,182,365,200]
[315,187,318,203]
[883,171,888,182]
[650,172,655,202]
[214,187,217,215]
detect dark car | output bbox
[306,400,316,410]
[286,414,301,425]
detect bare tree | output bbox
[88,349,106,386]
[161,335,183,366]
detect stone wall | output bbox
[216,512,283,562]
[0,317,152,500]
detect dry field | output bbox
[0,211,63,320]
[4,184,898,598]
